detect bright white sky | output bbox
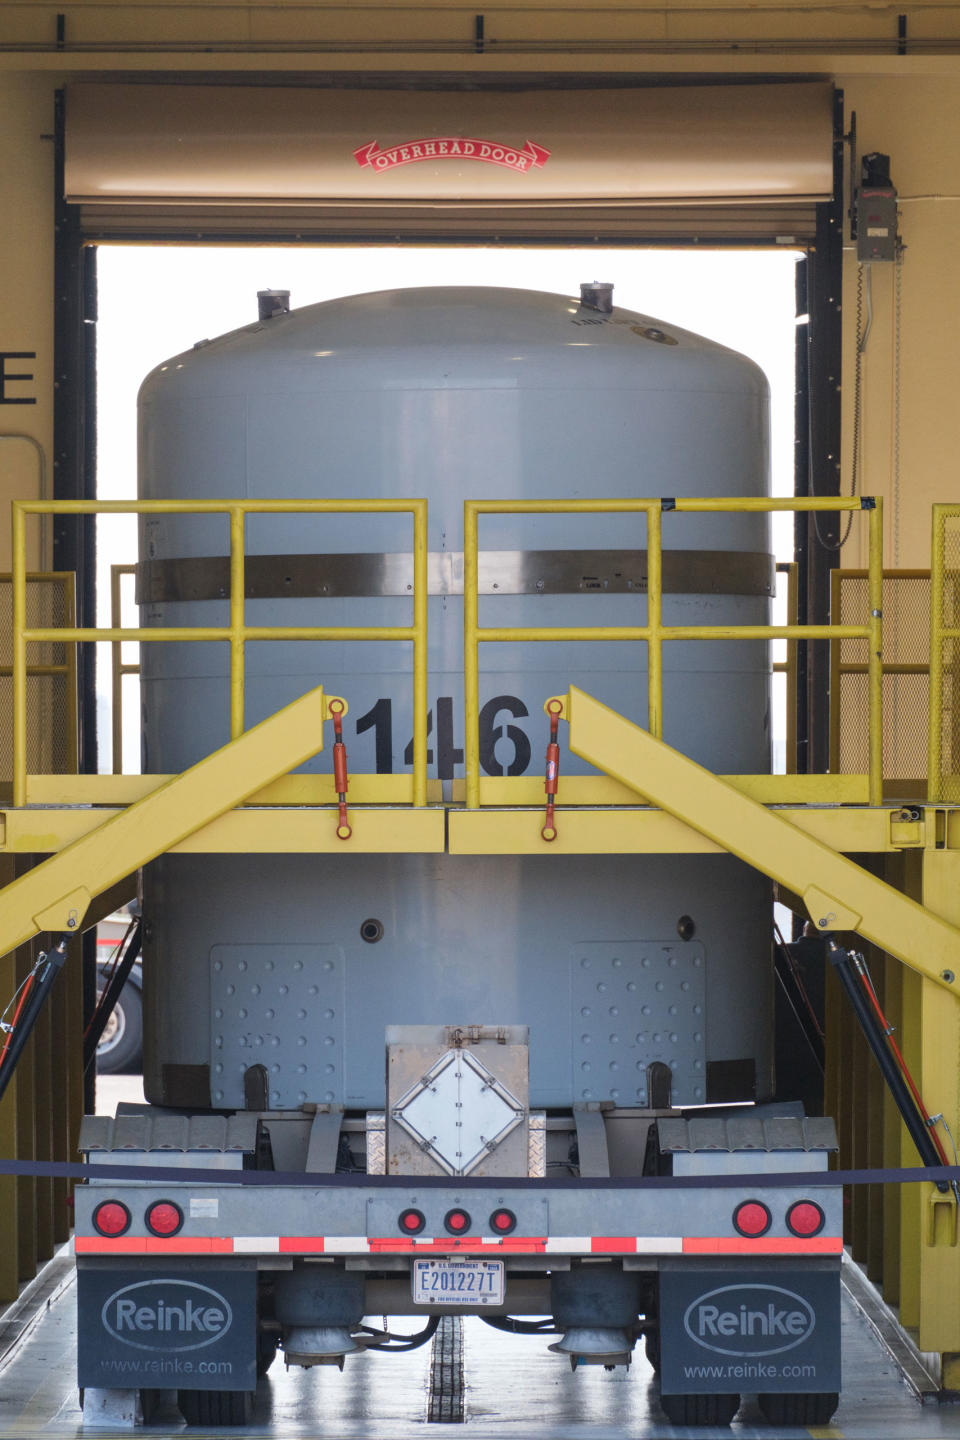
[96,244,800,768]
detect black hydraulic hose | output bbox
[0,937,70,1105]
[480,1316,558,1335]
[83,918,142,1072]
[828,939,949,1192]
[356,1316,440,1352]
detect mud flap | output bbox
[658,1259,841,1395]
[77,1260,257,1392]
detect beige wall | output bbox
[0,19,959,578]
[0,75,57,572]
[3,3,960,52]
[837,75,960,569]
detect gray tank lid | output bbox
[580,281,614,313]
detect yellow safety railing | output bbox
[10,499,429,809]
[830,568,931,798]
[110,563,137,776]
[929,503,960,803]
[1,570,78,782]
[773,560,798,775]
[464,496,884,809]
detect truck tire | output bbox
[644,1328,661,1374]
[96,978,142,1074]
[659,1393,740,1427]
[257,1330,279,1376]
[757,1392,839,1426]
[177,1389,254,1426]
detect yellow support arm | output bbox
[560,686,960,996]
[0,686,335,961]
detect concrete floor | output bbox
[0,1077,945,1438]
[2,1256,960,1440]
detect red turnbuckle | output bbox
[541,701,562,842]
[330,701,352,840]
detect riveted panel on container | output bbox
[209,944,345,1109]
[572,942,706,1106]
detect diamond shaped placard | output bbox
[392,1048,524,1176]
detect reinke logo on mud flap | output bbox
[101,1279,233,1353]
[683,1284,815,1358]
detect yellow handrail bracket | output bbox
[0,684,332,960]
[557,683,960,995]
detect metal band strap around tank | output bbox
[136,549,775,603]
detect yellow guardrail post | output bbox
[775,562,800,772]
[63,571,79,776]
[785,561,798,774]
[110,565,136,775]
[412,497,429,810]
[12,502,27,807]
[110,562,124,775]
[646,500,663,739]
[229,505,246,740]
[464,500,480,809]
[829,566,842,778]
[929,504,948,803]
[867,499,885,807]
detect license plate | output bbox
[412,1258,505,1307]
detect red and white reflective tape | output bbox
[75,1233,842,1256]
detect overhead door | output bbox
[65,80,834,243]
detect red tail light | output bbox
[444,1208,471,1235]
[786,1200,825,1237]
[490,1208,517,1235]
[146,1200,184,1237]
[93,1200,131,1237]
[399,1208,426,1234]
[733,1200,772,1237]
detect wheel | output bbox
[257,1329,280,1376]
[757,1392,839,1426]
[644,1328,660,1374]
[177,1389,254,1426]
[96,976,143,1074]
[660,1392,740,1427]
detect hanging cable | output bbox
[861,259,875,351]
[814,263,868,553]
[354,1316,439,1352]
[480,1316,558,1335]
[773,921,826,1043]
[772,922,825,1074]
[87,915,136,1012]
[931,1112,960,1185]
[0,965,42,1069]
[82,917,142,1073]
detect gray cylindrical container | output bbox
[137,286,773,1114]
